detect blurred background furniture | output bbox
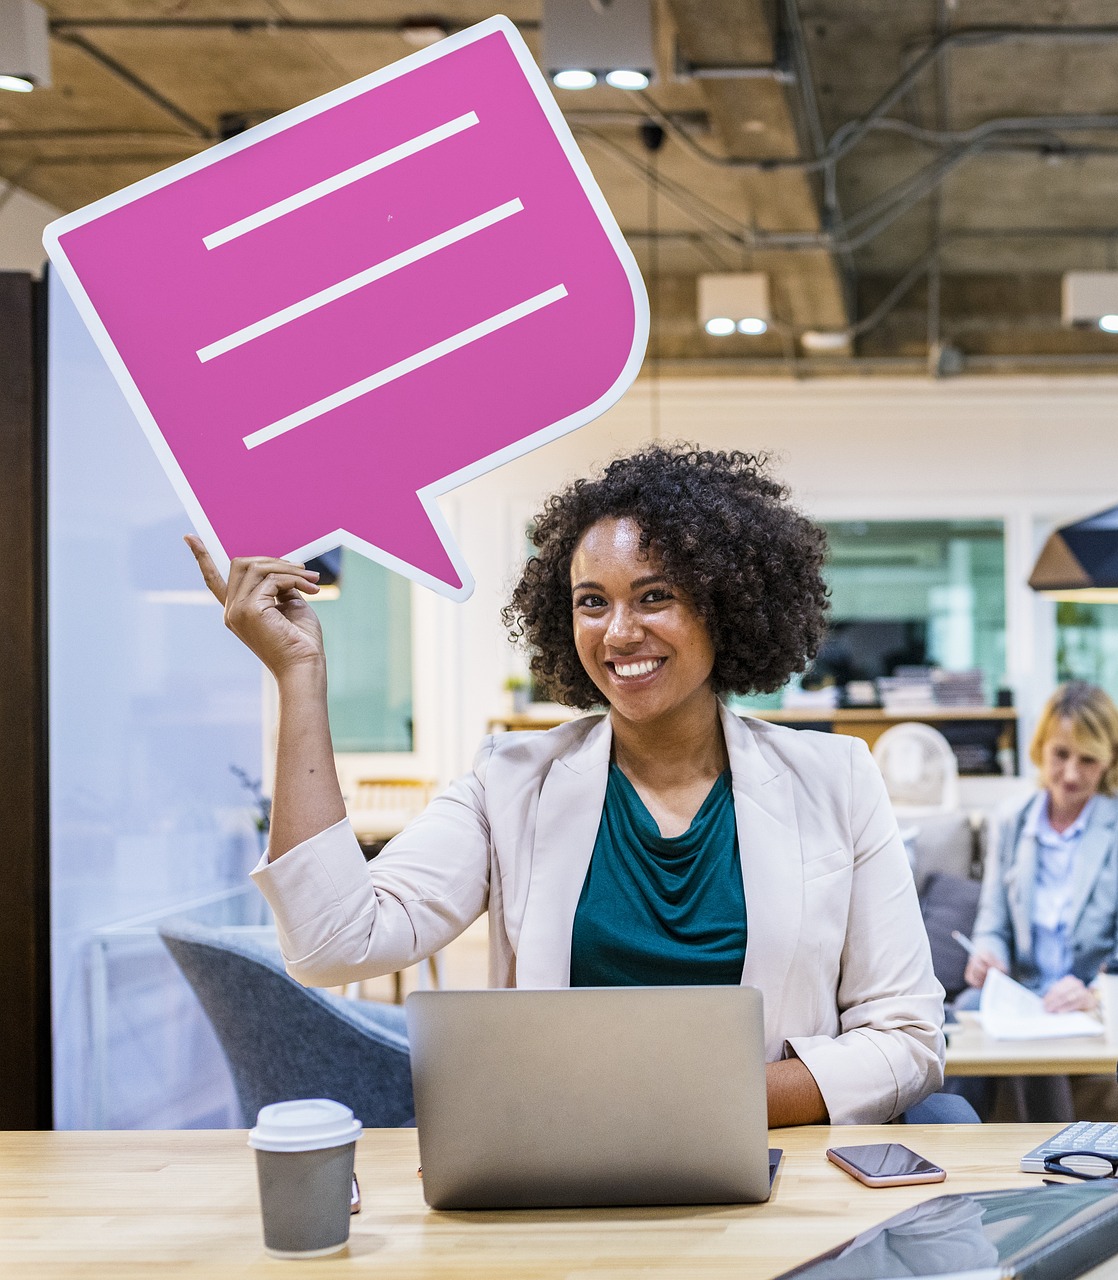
[919,872,982,1002]
[349,777,438,846]
[159,920,415,1127]
[346,777,442,1001]
[873,722,961,813]
[488,707,1019,776]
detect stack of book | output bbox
[932,668,986,707]
[876,667,936,712]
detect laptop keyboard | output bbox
[1020,1121,1118,1172]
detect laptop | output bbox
[405,985,775,1210]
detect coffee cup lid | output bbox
[248,1099,363,1153]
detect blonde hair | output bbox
[1029,682,1118,796]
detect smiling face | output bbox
[1040,715,1111,820]
[569,516,717,728]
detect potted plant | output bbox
[503,675,531,715]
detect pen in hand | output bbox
[951,930,979,957]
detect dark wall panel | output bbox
[0,270,50,1128]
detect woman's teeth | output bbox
[613,659,663,678]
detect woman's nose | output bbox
[605,605,642,645]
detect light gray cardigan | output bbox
[252,703,945,1123]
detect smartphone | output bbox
[826,1142,946,1187]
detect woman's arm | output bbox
[186,538,345,859]
[766,1057,828,1127]
[787,738,945,1124]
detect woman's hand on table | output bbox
[185,536,325,680]
[1042,974,1099,1014]
[963,950,1007,989]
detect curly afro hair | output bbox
[502,443,830,709]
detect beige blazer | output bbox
[252,703,945,1123]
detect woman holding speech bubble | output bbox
[187,444,945,1127]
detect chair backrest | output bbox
[348,778,437,841]
[159,920,414,1128]
[919,872,982,1000]
[872,721,960,812]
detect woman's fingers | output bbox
[1043,976,1093,1013]
[227,555,320,598]
[184,535,228,604]
[184,536,321,608]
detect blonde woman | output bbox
[965,681,1118,1014]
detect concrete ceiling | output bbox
[6,0,1118,375]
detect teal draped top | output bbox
[569,764,747,987]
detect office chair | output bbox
[873,721,960,813]
[159,919,415,1127]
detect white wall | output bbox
[415,376,1118,778]
[0,181,55,275]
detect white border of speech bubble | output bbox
[42,15,650,602]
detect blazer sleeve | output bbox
[788,738,946,1124]
[250,741,497,987]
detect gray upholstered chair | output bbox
[159,919,414,1127]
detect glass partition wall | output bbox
[48,281,266,1129]
[732,519,1007,711]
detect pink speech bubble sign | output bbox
[43,16,647,600]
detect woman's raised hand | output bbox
[185,536,325,678]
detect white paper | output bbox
[978,968,1104,1040]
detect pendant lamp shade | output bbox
[1029,503,1118,600]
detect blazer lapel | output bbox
[1009,829,1038,963]
[514,716,612,988]
[1068,797,1118,932]
[722,706,802,1050]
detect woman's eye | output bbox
[576,594,606,609]
[642,588,673,603]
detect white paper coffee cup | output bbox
[248,1099,363,1258]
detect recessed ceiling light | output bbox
[737,317,768,335]
[1099,314,1118,333]
[552,69,598,90]
[605,69,650,90]
[398,21,448,48]
[0,74,33,93]
[800,329,851,352]
[705,317,736,337]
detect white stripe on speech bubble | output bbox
[203,111,480,250]
[197,198,524,363]
[242,283,567,450]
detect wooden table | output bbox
[6,1125,1118,1279]
[945,1012,1118,1077]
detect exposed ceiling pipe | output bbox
[641,25,1118,175]
[53,31,213,139]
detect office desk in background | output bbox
[488,706,1019,774]
[945,1012,1118,1077]
[6,1125,1118,1279]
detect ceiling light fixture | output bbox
[542,0,654,94]
[0,0,51,92]
[398,19,449,48]
[1029,503,1118,601]
[552,68,597,90]
[604,69,650,91]
[1062,272,1118,329]
[800,329,852,354]
[698,273,770,338]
